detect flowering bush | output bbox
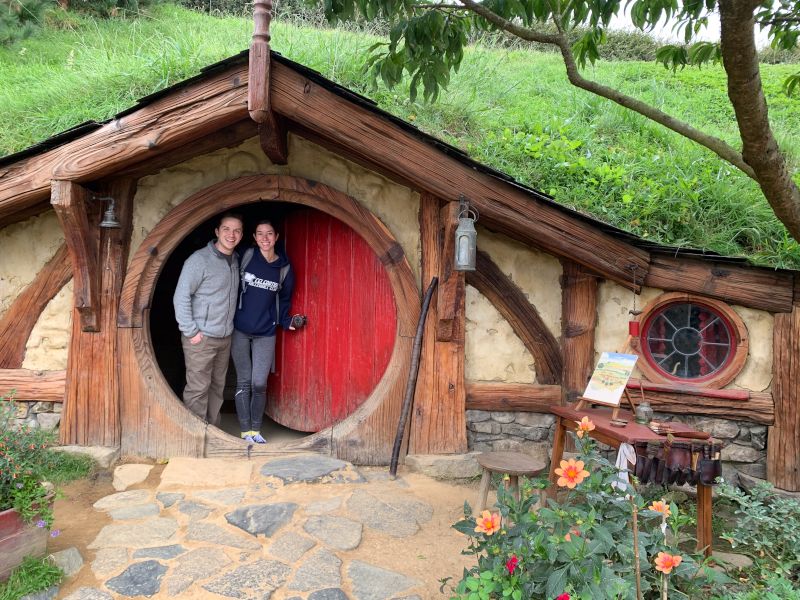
[0,394,57,532]
[449,422,730,599]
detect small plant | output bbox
[448,422,729,599]
[0,556,62,600]
[716,480,800,584]
[0,393,58,531]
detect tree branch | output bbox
[457,0,561,44]
[456,0,757,179]
[719,0,800,241]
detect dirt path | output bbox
[47,458,481,599]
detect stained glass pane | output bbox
[644,302,732,380]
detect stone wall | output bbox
[465,409,767,482]
[8,400,62,432]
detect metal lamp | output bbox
[454,195,478,271]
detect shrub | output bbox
[447,427,730,599]
[0,0,51,45]
[0,394,56,529]
[716,480,800,584]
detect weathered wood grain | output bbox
[466,250,562,384]
[59,179,135,447]
[645,255,793,313]
[408,194,467,455]
[767,309,800,490]
[248,0,272,123]
[258,114,288,165]
[645,389,774,425]
[560,260,598,403]
[0,243,72,368]
[436,202,464,343]
[51,181,100,332]
[466,382,562,412]
[0,369,66,401]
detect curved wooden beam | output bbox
[0,243,72,368]
[118,175,419,463]
[466,249,563,385]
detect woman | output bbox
[231,220,295,443]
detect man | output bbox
[173,213,243,426]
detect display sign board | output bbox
[582,352,639,407]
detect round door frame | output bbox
[118,175,419,461]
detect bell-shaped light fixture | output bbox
[97,197,121,229]
[454,195,478,271]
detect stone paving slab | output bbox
[71,454,470,599]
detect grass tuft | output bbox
[0,556,62,600]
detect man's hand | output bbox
[189,332,204,345]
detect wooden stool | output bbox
[475,451,547,513]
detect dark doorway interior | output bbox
[149,201,304,441]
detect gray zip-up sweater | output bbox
[173,241,239,339]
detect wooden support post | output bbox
[560,260,598,405]
[767,308,800,491]
[409,194,467,455]
[59,179,136,447]
[467,251,562,384]
[0,244,72,368]
[51,181,101,332]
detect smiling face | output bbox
[214,217,243,255]
[254,222,279,256]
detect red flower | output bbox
[556,594,570,600]
[506,555,519,575]
[654,551,683,574]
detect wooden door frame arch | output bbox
[118,175,419,462]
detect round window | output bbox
[641,300,737,383]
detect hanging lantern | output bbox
[454,195,478,271]
[628,264,642,337]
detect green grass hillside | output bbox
[2,4,800,267]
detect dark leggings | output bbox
[231,329,276,432]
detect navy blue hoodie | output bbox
[233,249,294,337]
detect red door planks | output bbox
[267,208,396,432]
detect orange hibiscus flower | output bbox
[575,416,595,438]
[654,552,683,574]
[648,500,671,517]
[555,458,590,489]
[474,510,501,535]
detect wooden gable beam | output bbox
[268,61,649,289]
[0,63,249,223]
[51,181,101,332]
[466,249,563,384]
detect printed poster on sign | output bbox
[582,352,638,407]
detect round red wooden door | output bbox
[266,208,397,432]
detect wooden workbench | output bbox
[549,405,714,557]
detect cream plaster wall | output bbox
[0,211,64,319]
[476,228,562,338]
[595,280,774,391]
[22,281,73,370]
[465,284,536,383]
[131,135,421,284]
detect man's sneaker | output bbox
[251,433,267,444]
[243,435,255,443]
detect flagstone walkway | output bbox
[56,454,476,600]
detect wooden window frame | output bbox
[634,292,749,389]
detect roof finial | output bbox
[248,0,273,123]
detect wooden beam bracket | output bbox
[436,201,464,342]
[50,180,101,332]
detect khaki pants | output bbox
[181,334,231,426]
